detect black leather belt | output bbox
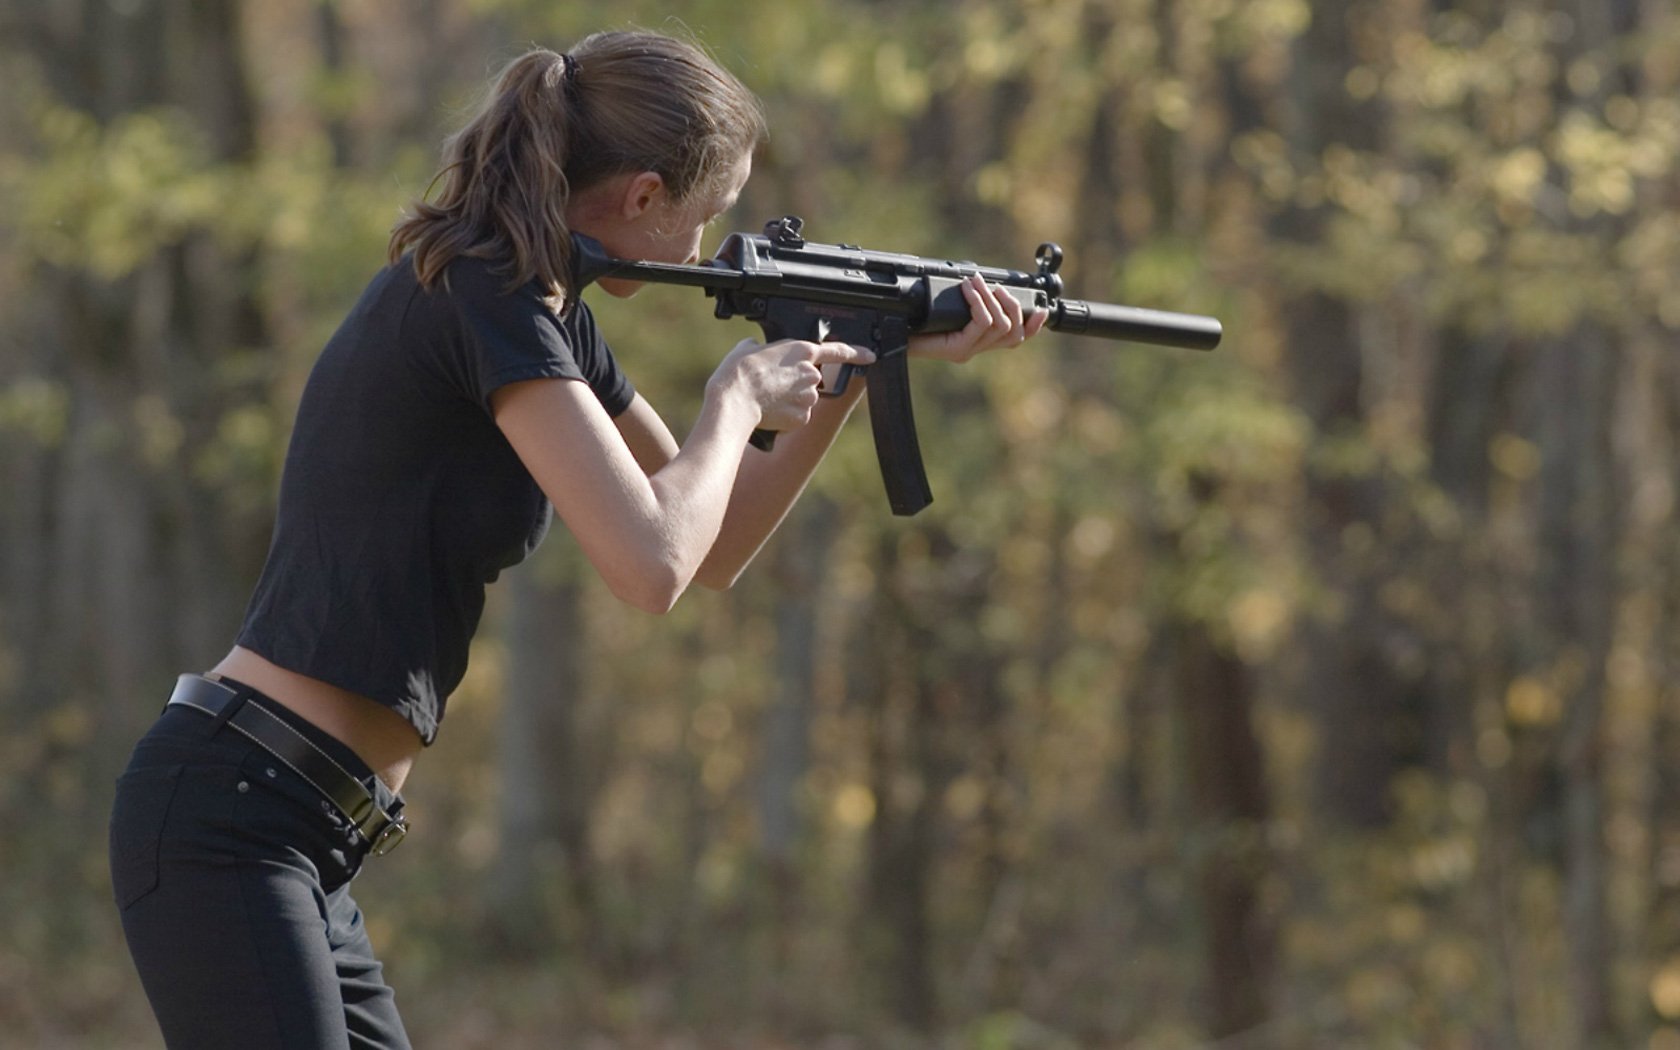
[167,673,409,856]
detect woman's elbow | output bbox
[604,559,690,615]
[609,581,681,615]
[693,564,742,593]
[612,576,683,615]
[694,545,755,592]
[606,555,746,608]
[590,528,737,612]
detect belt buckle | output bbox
[368,816,409,856]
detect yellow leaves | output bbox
[808,39,930,116]
[0,376,69,447]
[1141,380,1308,640]
[1344,66,1382,102]
[1619,212,1680,329]
[43,703,94,750]
[131,393,185,469]
[1489,433,1542,481]
[1544,94,1680,219]
[1505,649,1596,730]
[1344,963,1411,1017]
[1506,676,1562,727]
[1149,381,1310,502]
[832,782,877,829]
[961,33,1013,83]
[1498,227,1617,335]
[972,160,1014,209]
[193,403,279,490]
[1229,586,1291,658]
[1490,146,1547,209]
[1232,129,1295,203]
[4,92,408,322]
[943,774,989,822]
[700,749,744,796]
[1654,959,1680,1020]
[1151,78,1194,132]
[1555,110,1637,218]
[1266,6,1680,338]
[1247,0,1310,38]
[1389,29,1504,111]
[1219,0,1311,51]
[1066,515,1118,567]
[1285,774,1502,1039]
[994,380,1065,445]
[690,698,734,743]
[809,43,855,102]
[7,105,234,279]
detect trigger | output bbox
[821,362,863,398]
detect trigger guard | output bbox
[821,362,865,399]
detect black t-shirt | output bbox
[236,254,635,743]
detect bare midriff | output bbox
[209,646,423,794]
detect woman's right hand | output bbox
[710,337,876,436]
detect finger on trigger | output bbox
[815,341,876,366]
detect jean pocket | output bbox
[108,764,184,910]
[232,751,362,882]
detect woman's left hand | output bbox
[907,273,1050,363]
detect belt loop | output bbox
[207,675,252,735]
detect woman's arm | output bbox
[493,376,751,613]
[690,378,869,589]
[493,337,871,613]
[500,277,1044,610]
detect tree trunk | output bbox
[1173,619,1275,1043]
[859,533,940,1033]
[859,526,1003,1033]
[757,495,840,993]
[1531,329,1621,1047]
[1530,0,1639,1039]
[1274,0,1418,830]
[493,561,598,955]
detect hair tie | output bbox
[560,52,579,86]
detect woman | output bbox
[109,29,1043,1049]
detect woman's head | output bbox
[390,30,767,304]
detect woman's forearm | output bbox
[495,376,763,614]
[694,381,867,588]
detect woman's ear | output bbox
[619,171,667,220]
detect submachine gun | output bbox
[573,216,1222,517]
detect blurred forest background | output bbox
[1,0,1677,1047]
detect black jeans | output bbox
[109,692,412,1049]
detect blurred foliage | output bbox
[1,0,1678,1047]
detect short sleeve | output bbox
[560,299,637,417]
[438,257,635,416]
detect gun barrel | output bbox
[1050,299,1222,351]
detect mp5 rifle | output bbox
[574,216,1221,516]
